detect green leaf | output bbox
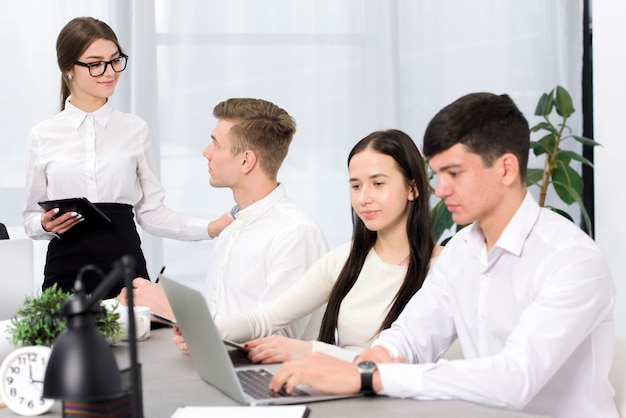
[526,168,544,187]
[555,85,575,118]
[552,163,583,205]
[555,151,572,166]
[559,149,594,168]
[532,134,557,156]
[534,92,554,116]
[576,195,593,234]
[572,135,602,147]
[530,121,558,135]
[431,199,454,243]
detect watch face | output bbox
[358,361,377,372]
[0,346,55,416]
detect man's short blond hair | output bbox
[213,98,296,179]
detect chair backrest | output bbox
[0,239,34,320]
[0,223,9,239]
[610,335,626,417]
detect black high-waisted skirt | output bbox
[43,203,150,299]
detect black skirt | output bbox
[43,203,150,299]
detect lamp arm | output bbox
[82,256,134,312]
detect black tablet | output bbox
[223,339,250,353]
[150,312,177,326]
[38,197,112,223]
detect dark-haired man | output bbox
[270,93,617,418]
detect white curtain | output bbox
[0,0,583,289]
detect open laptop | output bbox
[0,239,34,320]
[160,276,361,406]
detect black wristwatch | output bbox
[357,361,377,395]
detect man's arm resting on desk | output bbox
[269,346,401,395]
[270,353,367,395]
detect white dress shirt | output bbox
[218,243,432,361]
[23,99,210,241]
[374,192,618,418]
[206,184,328,339]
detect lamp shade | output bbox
[43,257,141,417]
[43,283,123,401]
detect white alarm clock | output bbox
[0,346,55,416]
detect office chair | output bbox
[0,223,9,239]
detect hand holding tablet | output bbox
[38,197,112,223]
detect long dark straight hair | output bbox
[318,129,434,344]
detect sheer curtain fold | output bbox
[0,0,583,288]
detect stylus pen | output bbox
[155,265,166,283]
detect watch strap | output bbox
[360,371,374,394]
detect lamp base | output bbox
[62,395,132,418]
[61,366,141,418]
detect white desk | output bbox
[0,328,549,418]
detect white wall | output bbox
[593,0,626,337]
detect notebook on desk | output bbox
[160,276,361,406]
[0,239,34,320]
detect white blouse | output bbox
[23,99,210,241]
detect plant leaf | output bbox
[533,134,558,157]
[526,168,544,187]
[559,149,594,168]
[572,135,602,147]
[552,163,583,205]
[530,121,558,135]
[555,85,575,118]
[555,150,572,166]
[431,199,454,243]
[534,92,554,116]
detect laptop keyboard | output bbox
[236,369,310,399]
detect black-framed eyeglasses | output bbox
[74,54,128,77]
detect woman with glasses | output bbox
[23,17,231,298]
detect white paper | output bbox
[171,405,308,418]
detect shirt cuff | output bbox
[377,363,432,399]
[310,340,362,362]
[186,217,212,240]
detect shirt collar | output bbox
[64,98,114,129]
[235,183,287,224]
[466,190,540,257]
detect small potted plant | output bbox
[6,284,123,347]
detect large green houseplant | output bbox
[429,85,599,242]
[6,284,123,347]
[526,85,600,233]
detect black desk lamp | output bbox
[43,255,143,417]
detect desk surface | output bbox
[0,328,549,418]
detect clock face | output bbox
[0,346,55,416]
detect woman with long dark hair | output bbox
[177,129,441,362]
